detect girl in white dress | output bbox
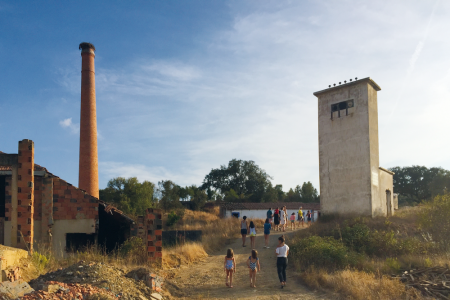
[249,221,257,249]
[280,207,286,232]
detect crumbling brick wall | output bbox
[52,178,98,221]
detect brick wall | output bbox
[17,140,34,251]
[145,209,162,263]
[52,178,98,221]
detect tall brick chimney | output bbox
[78,42,99,198]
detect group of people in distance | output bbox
[267,206,313,232]
[225,232,289,289]
[226,207,315,289]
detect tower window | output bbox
[331,99,354,119]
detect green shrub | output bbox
[32,251,49,273]
[341,222,371,253]
[167,211,181,227]
[384,257,401,273]
[419,193,450,250]
[118,237,145,258]
[290,236,361,270]
[339,221,423,257]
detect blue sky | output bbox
[1,0,449,192]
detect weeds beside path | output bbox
[167,227,329,300]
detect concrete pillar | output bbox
[41,177,53,245]
[17,140,34,252]
[78,42,99,198]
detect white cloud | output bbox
[58,1,450,191]
[59,118,79,134]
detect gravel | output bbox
[27,261,161,300]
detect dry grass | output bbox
[301,268,423,300]
[31,242,151,279]
[174,210,266,252]
[161,209,268,269]
[162,242,208,269]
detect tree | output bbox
[389,166,449,205]
[429,169,450,198]
[184,185,208,210]
[201,159,273,202]
[157,180,182,211]
[262,182,279,203]
[299,181,318,203]
[285,188,300,202]
[274,184,285,202]
[99,177,155,215]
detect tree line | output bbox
[98,161,450,215]
[389,166,450,206]
[99,159,319,215]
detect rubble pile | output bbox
[393,266,450,299]
[21,282,117,300]
[28,261,163,300]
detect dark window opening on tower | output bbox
[331,99,354,119]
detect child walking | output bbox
[249,221,257,249]
[290,212,296,230]
[263,218,271,248]
[224,248,236,288]
[247,249,261,288]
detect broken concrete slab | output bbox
[0,280,34,298]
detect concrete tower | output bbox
[314,77,394,217]
[78,42,99,198]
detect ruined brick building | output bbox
[0,43,162,262]
[0,141,135,254]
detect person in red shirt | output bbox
[274,207,280,231]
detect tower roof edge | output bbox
[313,77,381,97]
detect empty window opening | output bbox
[0,176,5,218]
[331,99,354,119]
[66,233,96,252]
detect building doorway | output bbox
[386,190,392,217]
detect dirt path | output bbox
[168,227,328,299]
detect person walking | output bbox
[263,218,271,248]
[275,235,289,288]
[267,207,273,226]
[306,210,312,226]
[224,248,236,288]
[249,221,257,249]
[290,212,296,230]
[247,249,261,288]
[241,216,249,247]
[274,207,280,231]
[280,206,286,232]
[298,206,304,227]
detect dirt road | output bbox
[168,227,328,299]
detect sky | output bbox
[0,0,449,192]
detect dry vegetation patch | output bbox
[301,268,423,300]
[290,199,450,299]
[162,209,265,269]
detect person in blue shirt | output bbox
[263,218,272,248]
[267,208,273,226]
